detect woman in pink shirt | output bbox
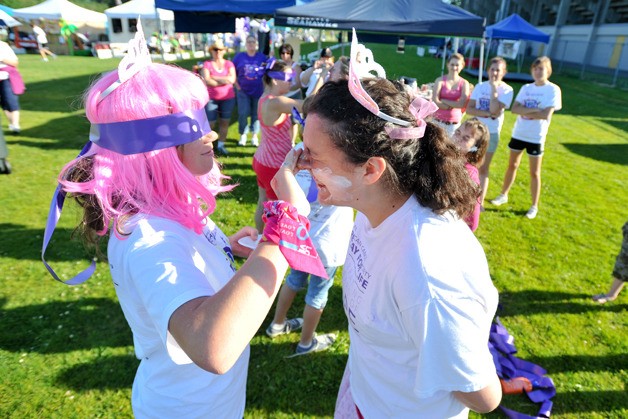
[201,39,236,155]
[252,60,303,231]
[432,53,471,138]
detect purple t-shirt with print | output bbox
[232,52,267,98]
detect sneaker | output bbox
[490,194,508,206]
[0,158,11,175]
[251,134,259,147]
[287,333,337,358]
[238,134,247,146]
[525,206,538,219]
[266,318,304,338]
[42,58,49,62]
[215,142,228,156]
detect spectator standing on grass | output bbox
[200,39,236,156]
[295,31,500,417]
[42,25,313,417]
[252,59,303,232]
[278,43,303,143]
[431,53,471,138]
[593,220,628,304]
[31,21,57,62]
[0,39,22,135]
[465,57,513,207]
[490,56,562,219]
[232,35,266,147]
[451,118,490,232]
[300,47,335,97]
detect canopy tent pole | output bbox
[478,35,485,84]
[440,37,448,76]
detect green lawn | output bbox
[0,45,627,418]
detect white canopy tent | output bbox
[105,0,174,44]
[12,0,106,32]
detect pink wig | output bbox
[60,63,232,236]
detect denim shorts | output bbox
[285,266,338,310]
[205,97,236,122]
[487,132,500,153]
[0,79,20,112]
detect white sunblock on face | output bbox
[311,167,354,203]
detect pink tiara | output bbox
[98,17,152,103]
[348,28,437,140]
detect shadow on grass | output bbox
[55,354,138,391]
[562,143,628,166]
[0,297,131,354]
[597,117,628,134]
[0,223,96,261]
[497,290,628,315]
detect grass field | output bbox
[0,43,627,418]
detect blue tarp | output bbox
[155,0,307,32]
[274,0,484,38]
[486,13,550,43]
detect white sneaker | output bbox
[490,194,508,206]
[251,134,259,147]
[525,206,538,219]
[238,134,247,146]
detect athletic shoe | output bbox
[238,134,247,146]
[490,194,508,206]
[8,124,20,134]
[265,318,304,338]
[287,333,337,358]
[525,206,538,219]
[0,158,11,175]
[251,134,259,147]
[215,142,228,156]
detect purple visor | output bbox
[267,70,293,82]
[89,107,211,155]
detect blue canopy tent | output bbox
[468,13,551,82]
[155,0,309,33]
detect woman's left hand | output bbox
[229,227,259,258]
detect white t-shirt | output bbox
[470,81,514,133]
[108,215,247,418]
[295,170,354,267]
[32,25,48,45]
[300,67,327,97]
[0,41,18,80]
[511,82,562,144]
[342,196,498,418]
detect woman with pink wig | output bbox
[42,25,313,417]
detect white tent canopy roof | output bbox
[12,0,106,26]
[105,0,174,21]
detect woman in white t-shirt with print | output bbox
[490,56,562,219]
[466,56,513,207]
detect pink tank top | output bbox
[254,95,293,168]
[203,60,235,101]
[433,77,464,123]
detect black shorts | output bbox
[509,138,544,156]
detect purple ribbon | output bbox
[42,142,96,285]
[89,107,211,155]
[292,107,305,127]
[266,70,293,82]
[489,317,556,418]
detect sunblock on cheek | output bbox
[311,167,353,201]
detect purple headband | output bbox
[89,107,211,155]
[267,70,293,82]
